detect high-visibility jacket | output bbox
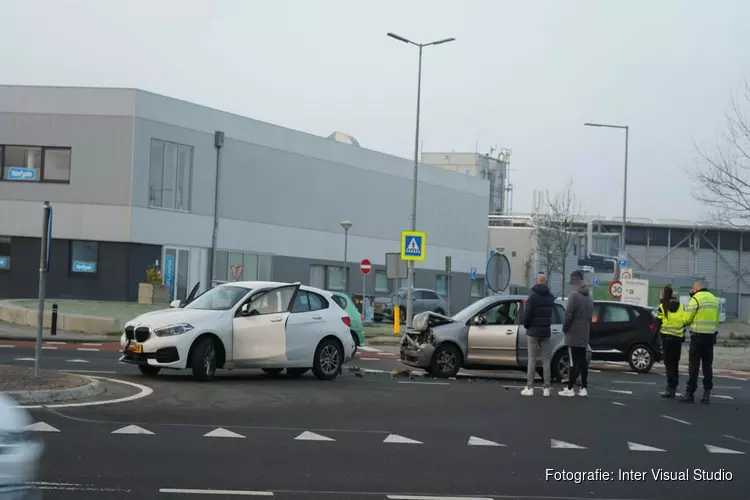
[684,289,720,335]
[656,302,686,337]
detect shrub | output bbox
[145,265,163,285]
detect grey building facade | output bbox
[0,85,489,311]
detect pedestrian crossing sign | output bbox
[400,230,426,261]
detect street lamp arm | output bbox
[584,122,627,130]
[387,32,416,45]
[427,37,456,46]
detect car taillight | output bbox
[648,324,655,331]
[342,316,351,327]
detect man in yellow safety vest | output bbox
[679,281,720,404]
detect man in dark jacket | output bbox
[559,270,594,397]
[521,273,555,396]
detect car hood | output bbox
[0,394,32,431]
[410,311,456,332]
[126,308,227,329]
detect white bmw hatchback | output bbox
[120,281,356,381]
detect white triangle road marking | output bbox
[66,359,90,364]
[550,439,586,449]
[468,436,504,447]
[706,444,745,454]
[25,422,60,432]
[384,434,422,444]
[628,442,666,452]
[204,428,245,438]
[112,425,154,435]
[295,431,335,441]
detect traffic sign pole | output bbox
[360,259,371,323]
[35,201,52,377]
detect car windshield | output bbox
[184,286,251,311]
[452,296,500,323]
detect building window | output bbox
[0,236,10,270]
[327,266,345,291]
[148,139,192,211]
[309,265,326,289]
[213,250,274,283]
[1,145,72,183]
[471,278,484,298]
[374,270,389,293]
[70,241,98,274]
[436,275,448,295]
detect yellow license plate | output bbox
[126,344,143,353]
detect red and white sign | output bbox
[609,280,623,299]
[360,259,372,275]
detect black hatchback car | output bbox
[590,300,662,373]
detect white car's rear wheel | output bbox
[312,338,343,380]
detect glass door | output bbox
[163,247,191,301]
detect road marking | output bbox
[42,346,57,350]
[550,439,586,449]
[661,415,692,425]
[608,389,633,395]
[387,496,493,500]
[45,341,66,345]
[628,442,666,452]
[60,370,116,374]
[82,343,102,346]
[77,348,100,352]
[33,481,130,493]
[204,428,245,438]
[613,380,656,385]
[384,434,422,444]
[724,434,750,444]
[13,377,153,409]
[25,421,60,432]
[712,394,734,400]
[112,425,154,435]
[713,386,742,390]
[622,371,639,376]
[359,358,380,361]
[397,381,449,386]
[66,359,90,363]
[295,431,335,441]
[359,346,382,353]
[467,436,504,447]
[612,402,626,406]
[716,375,748,381]
[160,489,273,496]
[0,345,14,348]
[15,357,35,361]
[588,369,601,373]
[706,444,745,454]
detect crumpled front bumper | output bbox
[399,332,435,368]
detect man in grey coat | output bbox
[559,270,594,397]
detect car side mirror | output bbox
[240,303,251,316]
[169,300,182,308]
[473,315,485,325]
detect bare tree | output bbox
[692,82,750,224]
[532,180,584,296]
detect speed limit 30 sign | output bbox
[609,280,623,299]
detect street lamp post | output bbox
[340,220,353,294]
[584,122,629,259]
[388,32,455,328]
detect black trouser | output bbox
[686,333,715,393]
[567,346,588,390]
[660,334,683,389]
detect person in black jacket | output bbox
[521,273,555,396]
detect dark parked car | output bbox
[376,288,448,324]
[590,300,661,373]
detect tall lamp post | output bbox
[584,122,629,260]
[387,31,455,328]
[340,220,353,293]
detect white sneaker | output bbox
[543,388,551,397]
[521,387,534,396]
[558,388,576,397]
[578,388,588,397]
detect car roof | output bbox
[219,281,333,298]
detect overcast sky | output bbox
[2,0,749,222]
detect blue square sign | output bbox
[470,267,477,279]
[400,231,426,261]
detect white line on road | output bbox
[612,402,626,406]
[387,496,493,500]
[712,394,734,400]
[65,359,90,363]
[608,389,633,395]
[13,377,153,409]
[15,357,34,361]
[661,415,692,425]
[621,371,639,376]
[160,489,273,496]
[42,346,57,350]
[588,369,601,373]
[77,348,100,352]
[613,380,656,385]
[628,441,666,452]
[45,341,66,345]
[60,369,116,374]
[713,386,742,390]
[0,345,14,348]
[397,381,449,386]
[716,375,748,381]
[82,343,103,346]
[358,358,381,361]
[724,434,750,444]
[359,346,382,353]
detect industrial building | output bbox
[0,85,489,311]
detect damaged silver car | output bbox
[400,294,591,380]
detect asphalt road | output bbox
[4,345,749,500]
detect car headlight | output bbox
[154,323,194,337]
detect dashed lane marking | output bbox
[712,394,734,400]
[60,369,116,374]
[613,380,656,385]
[608,389,633,395]
[716,375,749,381]
[359,346,382,353]
[661,415,692,425]
[397,381,449,386]
[387,496,493,500]
[65,359,90,363]
[160,489,272,496]
[82,343,103,346]
[724,434,750,444]
[612,402,626,406]
[714,386,742,390]
[46,341,66,345]
[15,357,34,361]
[0,345,14,348]
[77,348,100,352]
[42,346,57,350]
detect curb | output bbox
[0,302,122,335]
[4,377,105,405]
[0,335,119,344]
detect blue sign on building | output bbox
[164,254,176,300]
[470,267,477,279]
[7,167,37,181]
[72,261,96,273]
[0,257,8,269]
[618,258,627,268]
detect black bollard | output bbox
[51,303,58,336]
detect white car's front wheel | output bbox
[312,338,343,381]
[191,337,218,381]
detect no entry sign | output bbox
[609,280,623,299]
[360,259,372,275]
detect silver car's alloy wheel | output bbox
[204,344,217,377]
[320,344,340,376]
[631,347,651,370]
[557,355,570,382]
[436,350,457,374]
